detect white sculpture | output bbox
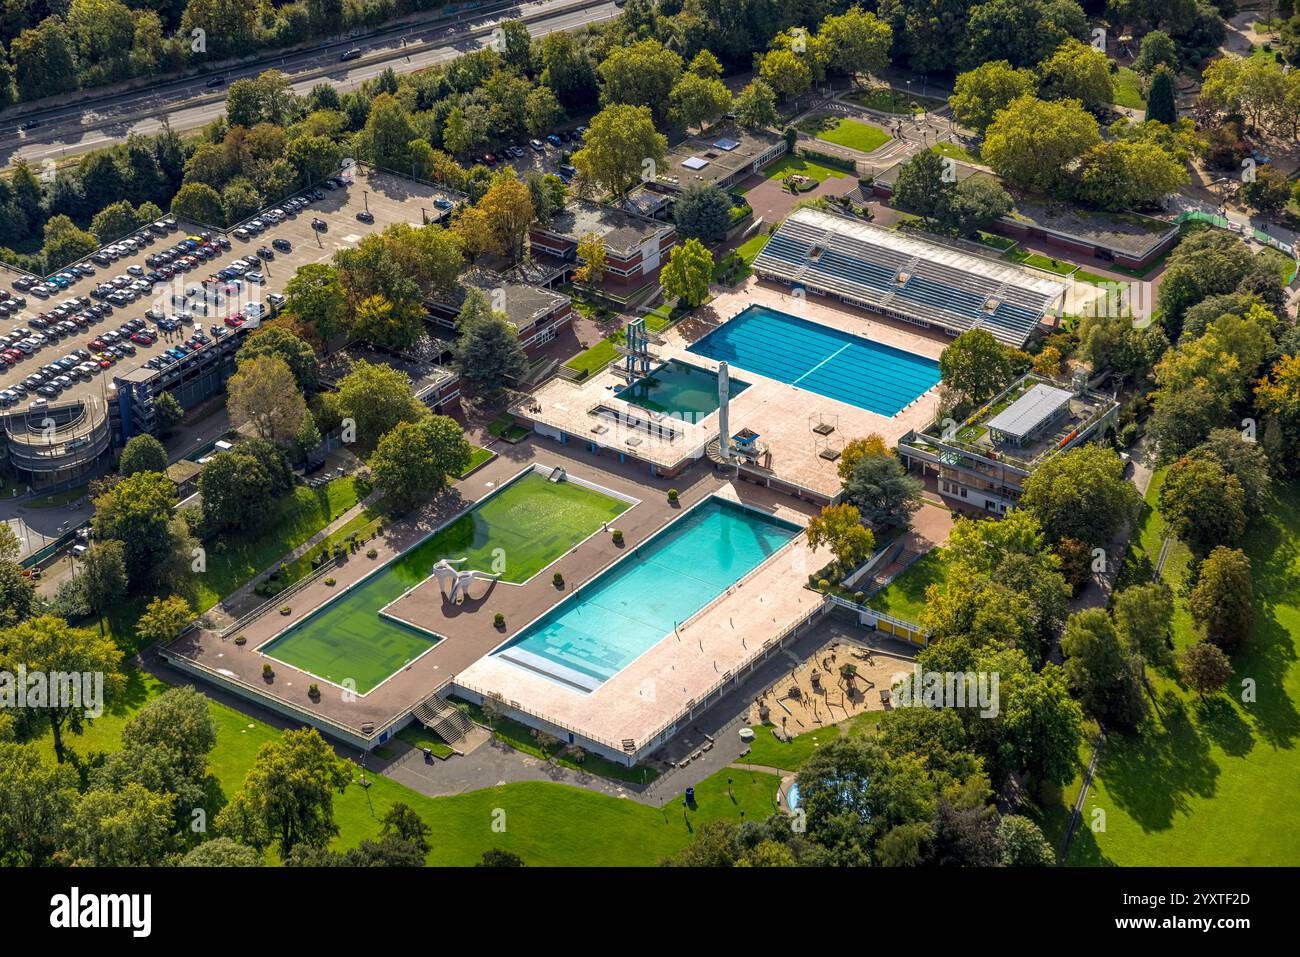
[431,557,499,604]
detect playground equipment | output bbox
[431,557,499,604]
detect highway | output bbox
[0,0,619,168]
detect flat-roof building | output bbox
[528,199,676,303]
[426,267,574,354]
[652,125,788,193]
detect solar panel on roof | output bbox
[682,156,709,170]
[713,138,741,151]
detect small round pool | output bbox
[785,781,801,811]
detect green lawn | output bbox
[486,412,530,442]
[738,722,846,771]
[1111,65,1145,110]
[712,232,770,284]
[33,672,778,865]
[395,724,455,758]
[845,87,946,115]
[813,117,891,154]
[866,548,950,623]
[1004,249,1078,276]
[564,309,675,378]
[187,476,362,612]
[262,472,629,692]
[931,141,978,164]
[25,484,88,508]
[460,446,495,477]
[764,154,850,184]
[1065,477,1300,865]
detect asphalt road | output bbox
[0,0,619,168]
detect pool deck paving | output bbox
[164,433,827,745]
[522,278,947,501]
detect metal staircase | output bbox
[411,692,473,746]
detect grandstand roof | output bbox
[751,208,1067,347]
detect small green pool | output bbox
[616,359,749,419]
[260,470,631,693]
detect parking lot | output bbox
[0,168,462,413]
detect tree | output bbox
[452,289,527,395]
[478,848,525,867]
[806,503,875,572]
[180,837,263,867]
[1020,445,1139,546]
[64,783,176,866]
[1242,165,1291,216]
[79,540,127,637]
[199,450,276,534]
[819,6,892,81]
[227,355,308,446]
[369,417,473,515]
[571,103,666,198]
[574,233,607,290]
[1061,608,1148,729]
[941,175,1014,236]
[960,0,1086,71]
[925,799,1002,867]
[939,329,1018,405]
[997,815,1055,866]
[1134,29,1178,75]
[216,728,352,857]
[1112,582,1175,667]
[1188,429,1272,514]
[670,73,732,132]
[476,169,535,261]
[1159,457,1248,556]
[153,391,184,434]
[660,238,713,308]
[893,149,950,225]
[673,184,733,244]
[118,433,167,476]
[90,200,143,243]
[1145,66,1178,126]
[11,17,77,100]
[0,743,79,865]
[134,595,195,646]
[0,616,126,762]
[92,471,187,588]
[597,38,682,120]
[41,215,98,271]
[1256,353,1300,474]
[733,79,779,130]
[1038,38,1114,113]
[1178,641,1233,698]
[1188,547,1254,652]
[841,446,923,530]
[284,263,346,349]
[238,327,319,394]
[170,182,224,224]
[332,359,428,450]
[949,60,1037,134]
[997,657,1085,787]
[757,47,812,101]
[981,94,1101,194]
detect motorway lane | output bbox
[0,0,619,167]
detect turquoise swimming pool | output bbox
[615,358,749,419]
[687,305,940,416]
[495,498,799,692]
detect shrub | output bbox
[234,635,246,646]
[553,572,564,587]
[279,605,291,615]
[494,612,506,627]
[308,683,320,699]
[667,488,678,502]
[611,528,624,544]
[262,663,273,679]
[366,548,378,559]
[324,577,336,586]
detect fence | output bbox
[826,594,927,647]
[219,556,339,640]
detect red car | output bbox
[88,337,107,350]
[225,314,244,328]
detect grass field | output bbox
[187,476,362,612]
[261,471,629,692]
[1004,249,1078,276]
[763,154,850,184]
[563,309,674,378]
[32,671,778,865]
[812,117,891,153]
[1111,65,1145,109]
[866,548,949,623]
[1060,476,1300,865]
[845,87,946,114]
[931,141,978,164]
[460,446,495,477]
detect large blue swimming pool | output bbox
[687,305,940,416]
[494,498,799,692]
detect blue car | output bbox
[546,134,562,148]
